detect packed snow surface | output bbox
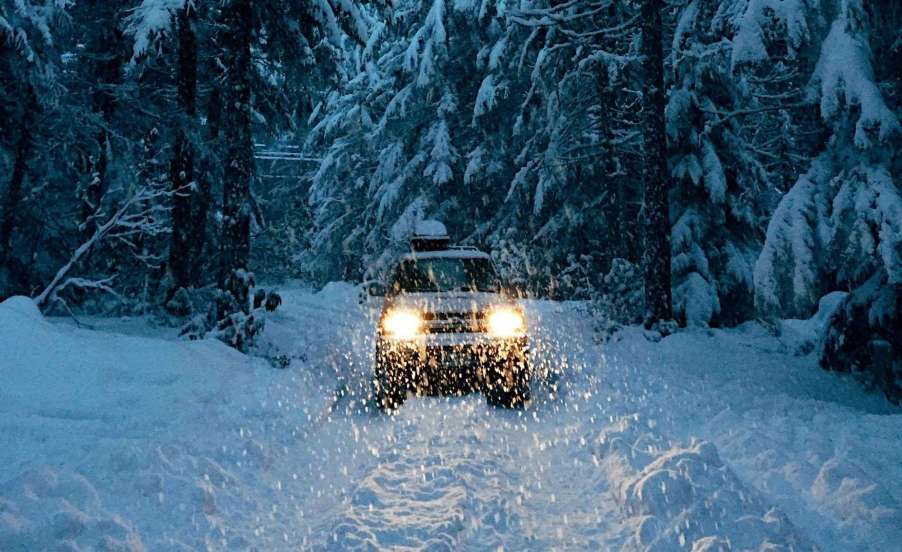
[1,285,899,551]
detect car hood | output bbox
[386,292,512,314]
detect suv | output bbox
[368,223,530,411]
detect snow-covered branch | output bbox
[34,184,177,308]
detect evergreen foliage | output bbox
[0,0,899,383]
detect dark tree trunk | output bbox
[80,21,123,242]
[639,0,673,326]
[219,0,254,289]
[81,130,110,239]
[189,86,221,278]
[596,61,627,272]
[169,5,199,290]
[0,86,37,271]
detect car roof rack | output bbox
[402,244,491,260]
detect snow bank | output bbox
[1,296,263,426]
[595,418,814,551]
[2,288,899,550]
[598,324,902,551]
[779,290,848,354]
[0,293,343,550]
[1,468,144,551]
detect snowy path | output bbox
[264,289,628,550]
[1,285,900,550]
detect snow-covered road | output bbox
[1,285,900,551]
[273,291,633,551]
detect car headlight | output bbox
[381,309,423,339]
[487,307,526,338]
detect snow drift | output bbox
[1,288,900,550]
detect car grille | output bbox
[423,311,486,334]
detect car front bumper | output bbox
[376,334,529,395]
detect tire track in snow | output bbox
[313,400,534,550]
[280,290,630,549]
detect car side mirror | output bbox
[505,278,529,299]
[365,281,388,297]
[359,281,387,305]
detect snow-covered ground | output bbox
[1,284,899,551]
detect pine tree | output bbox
[0,86,37,278]
[217,0,375,283]
[305,0,643,296]
[748,0,900,393]
[499,0,642,297]
[218,0,253,290]
[124,0,378,317]
[76,1,128,245]
[0,0,67,295]
[665,0,781,326]
[124,0,222,294]
[754,0,901,318]
[640,0,673,326]
[168,3,199,292]
[306,0,516,282]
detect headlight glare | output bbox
[382,310,422,339]
[487,308,526,338]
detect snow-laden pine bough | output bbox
[365,221,532,411]
[34,182,178,312]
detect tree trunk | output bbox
[188,86,220,279]
[80,22,123,242]
[219,0,254,288]
[596,60,626,272]
[640,0,673,325]
[169,4,198,290]
[0,86,37,271]
[81,132,109,239]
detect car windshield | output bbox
[393,257,500,293]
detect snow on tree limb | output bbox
[124,0,187,62]
[812,14,901,147]
[731,0,809,69]
[754,168,822,318]
[35,184,177,308]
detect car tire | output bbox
[484,358,530,408]
[373,372,405,412]
[374,341,407,412]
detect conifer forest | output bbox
[1,1,901,550]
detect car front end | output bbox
[374,293,531,409]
